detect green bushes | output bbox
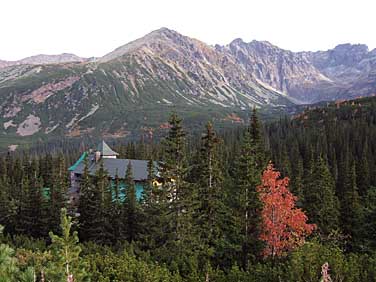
[85,250,182,282]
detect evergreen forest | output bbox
[1,97,376,281]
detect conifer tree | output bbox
[47,208,89,282]
[91,159,113,244]
[78,156,102,242]
[341,161,362,243]
[159,113,192,236]
[336,145,350,201]
[357,141,370,196]
[49,154,68,233]
[15,173,30,235]
[28,172,46,238]
[196,122,226,274]
[156,112,198,269]
[78,157,92,240]
[290,156,305,205]
[0,172,16,233]
[122,161,142,243]
[235,130,261,268]
[304,156,340,235]
[111,169,123,244]
[141,159,165,251]
[233,113,265,268]
[249,107,266,167]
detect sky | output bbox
[1,0,375,60]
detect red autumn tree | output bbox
[257,162,316,258]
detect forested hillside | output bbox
[0,98,376,281]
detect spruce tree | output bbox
[195,122,227,274]
[341,161,362,244]
[78,157,113,244]
[357,141,370,197]
[47,208,89,282]
[122,161,142,243]
[304,156,340,235]
[111,169,123,244]
[290,156,305,205]
[28,172,46,238]
[159,113,192,235]
[15,173,30,235]
[232,108,266,269]
[49,154,68,234]
[141,159,165,251]
[233,116,264,268]
[0,170,16,233]
[156,112,198,270]
[92,160,113,244]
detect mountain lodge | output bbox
[68,141,160,205]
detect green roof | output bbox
[69,151,88,171]
[97,140,119,156]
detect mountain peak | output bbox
[149,27,177,36]
[230,38,245,45]
[0,53,86,69]
[228,39,280,52]
[100,27,184,62]
[333,43,369,52]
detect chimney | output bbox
[95,151,101,162]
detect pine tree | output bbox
[0,171,16,233]
[15,173,31,235]
[49,154,68,234]
[155,112,198,271]
[232,108,266,269]
[341,161,362,244]
[28,172,46,238]
[122,161,142,243]
[336,145,350,201]
[233,120,263,268]
[91,160,113,244]
[78,156,95,241]
[304,156,340,235]
[357,141,370,197]
[290,156,305,206]
[141,159,165,251]
[47,208,89,282]
[159,113,192,237]
[195,122,227,274]
[249,107,266,167]
[77,157,112,243]
[111,169,123,244]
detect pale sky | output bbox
[1,0,375,60]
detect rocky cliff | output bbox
[0,27,375,143]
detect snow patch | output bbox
[65,104,99,129]
[77,104,99,123]
[45,123,60,134]
[162,98,172,104]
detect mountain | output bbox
[218,39,376,103]
[0,53,87,68]
[1,27,375,148]
[301,44,376,100]
[217,39,336,103]
[0,28,293,146]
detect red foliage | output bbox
[257,162,316,258]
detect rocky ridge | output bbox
[1,27,375,143]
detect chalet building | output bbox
[68,141,160,205]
